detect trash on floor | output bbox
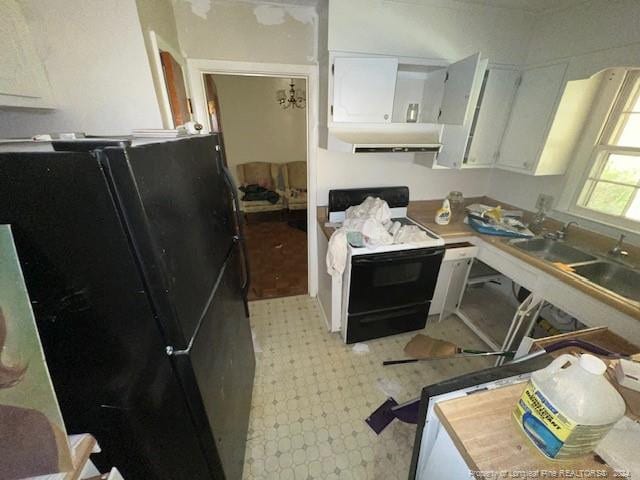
[352,342,370,354]
[251,329,262,353]
[376,377,403,398]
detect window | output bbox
[576,71,640,224]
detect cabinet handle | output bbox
[383,114,389,120]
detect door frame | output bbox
[186,58,319,297]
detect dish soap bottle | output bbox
[513,353,625,460]
[435,199,451,225]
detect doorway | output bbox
[204,73,309,300]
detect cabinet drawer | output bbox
[443,244,478,261]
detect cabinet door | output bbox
[440,258,473,322]
[438,52,481,125]
[332,57,398,123]
[497,63,567,171]
[437,58,488,169]
[465,69,520,167]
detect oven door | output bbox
[347,247,445,315]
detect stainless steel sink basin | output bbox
[571,262,640,302]
[511,238,597,264]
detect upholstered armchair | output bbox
[282,161,307,211]
[235,162,285,219]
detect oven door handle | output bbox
[352,248,444,264]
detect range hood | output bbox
[326,125,442,154]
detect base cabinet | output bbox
[317,227,343,332]
[419,425,470,480]
[430,244,477,319]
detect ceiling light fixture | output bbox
[276,79,306,109]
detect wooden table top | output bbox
[435,382,617,478]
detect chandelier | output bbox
[276,80,306,109]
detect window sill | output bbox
[552,207,640,244]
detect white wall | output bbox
[0,0,162,137]
[487,0,640,224]
[136,0,181,53]
[317,149,491,202]
[135,0,185,126]
[328,0,534,64]
[524,0,640,69]
[173,0,318,65]
[317,0,533,205]
[213,74,307,183]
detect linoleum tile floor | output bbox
[243,295,493,479]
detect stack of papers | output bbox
[132,128,187,138]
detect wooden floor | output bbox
[244,213,308,300]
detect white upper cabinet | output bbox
[436,58,488,169]
[464,68,521,167]
[329,52,482,127]
[0,0,54,108]
[331,57,398,123]
[497,63,568,174]
[438,53,481,125]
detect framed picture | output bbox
[0,225,74,479]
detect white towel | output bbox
[327,229,348,276]
[393,225,430,245]
[325,197,394,276]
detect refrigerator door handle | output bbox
[166,259,227,357]
[220,153,251,298]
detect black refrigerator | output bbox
[0,134,255,479]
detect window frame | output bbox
[571,70,640,230]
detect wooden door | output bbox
[332,57,398,123]
[160,51,191,127]
[203,75,223,133]
[438,53,481,125]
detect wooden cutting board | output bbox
[435,383,616,477]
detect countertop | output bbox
[434,382,616,477]
[433,328,639,477]
[317,199,640,321]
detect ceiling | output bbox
[223,0,322,6]
[222,0,585,14]
[442,0,587,14]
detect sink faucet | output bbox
[555,221,579,240]
[609,234,629,258]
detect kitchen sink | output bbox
[571,262,640,302]
[510,238,597,264]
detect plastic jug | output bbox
[513,353,625,460]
